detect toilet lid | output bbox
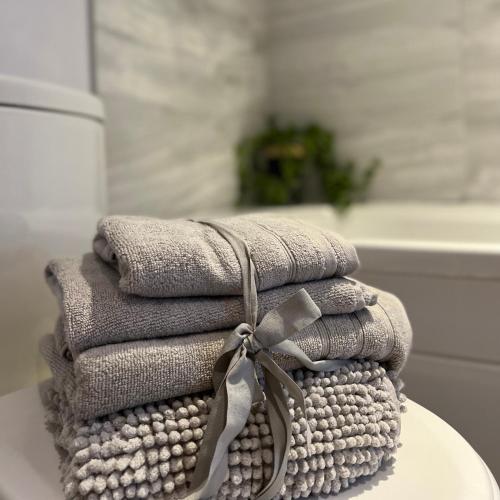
[334,400,499,500]
[0,387,497,499]
[0,75,104,121]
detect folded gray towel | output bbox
[41,290,411,420]
[93,215,359,298]
[42,361,404,500]
[46,254,377,357]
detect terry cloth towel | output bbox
[42,360,405,500]
[41,290,412,420]
[93,215,360,298]
[46,254,377,357]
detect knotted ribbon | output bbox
[184,220,349,500]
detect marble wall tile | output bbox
[95,0,500,207]
[462,0,500,200]
[94,0,268,217]
[268,0,469,201]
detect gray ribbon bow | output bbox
[184,220,349,500]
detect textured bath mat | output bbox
[43,360,405,500]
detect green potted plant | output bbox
[237,118,379,209]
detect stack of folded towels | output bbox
[41,214,412,500]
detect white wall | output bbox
[0,0,92,90]
[268,0,500,202]
[94,0,268,217]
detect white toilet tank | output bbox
[0,0,106,396]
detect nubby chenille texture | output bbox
[41,214,411,499]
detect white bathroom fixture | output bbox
[0,0,105,396]
[0,75,106,396]
[251,202,500,481]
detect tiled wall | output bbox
[268,0,500,201]
[462,0,500,199]
[95,0,500,212]
[94,0,268,217]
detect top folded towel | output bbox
[93,214,360,297]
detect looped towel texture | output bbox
[183,220,369,499]
[40,213,412,500]
[93,215,360,297]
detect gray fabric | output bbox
[41,291,412,420]
[186,287,349,500]
[185,216,364,500]
[46,254,376,357]
[42,361,404,500]
[93,215,360,298]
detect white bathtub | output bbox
[259,202,500,480]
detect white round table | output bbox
[0,386,498,499]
